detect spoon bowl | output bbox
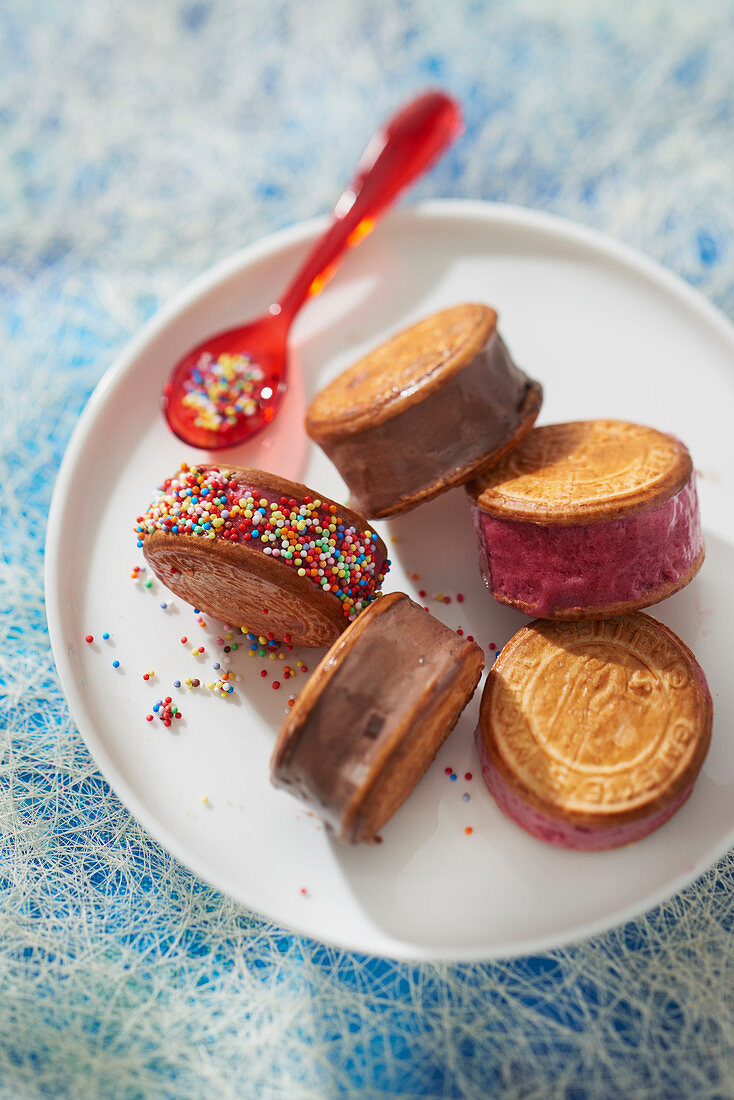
[162,309,291,450]
[161,91,463,450]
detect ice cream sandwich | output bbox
[467,420,704,620]
[306,304,542,518]
[271,592,484,842]
[476,613,712,850]
[135,464,389,647]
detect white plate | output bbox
[45,201,734,961]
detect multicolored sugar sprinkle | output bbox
[135,464,389,622]
[181,352,265,433]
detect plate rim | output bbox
[44,199,734,961]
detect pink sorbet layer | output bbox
[470,476,702,617]
[474,725,696,850]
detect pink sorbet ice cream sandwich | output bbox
[476,613,712,850]
[466,420,704,620]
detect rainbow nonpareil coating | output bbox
[135,464,389,622]
[181,352,264,433]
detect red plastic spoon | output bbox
[162,90,463,450]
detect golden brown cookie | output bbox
[469,420,692,523]
[306,304,542,518]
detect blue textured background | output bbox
[2,1,734,1096]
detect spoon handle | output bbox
[274,90,463,321]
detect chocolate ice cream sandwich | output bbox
[306,304,542,518]
[271,592,484,843]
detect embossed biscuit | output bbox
[467,420,704,620]
[306,304,542,518]
[476,613,712,849]
[468,420,692,523]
